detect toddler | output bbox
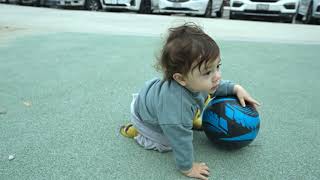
[120,23,260,180]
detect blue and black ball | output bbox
[202,96,260,149]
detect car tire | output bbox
[85,0,101,11]
[303,1,314,24]
[204,0,212,18]
[284,16,294,23]
[295,3,303,21]
[229,10,237,19]
[295,13,303,21]
[138,0,152,14]
[216,2,224,18]
[35,0,41,6]
[38,0,46,6]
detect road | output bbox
[1,4,320,44]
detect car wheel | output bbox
[295,13,303,21]
[138,0,152,14]
[35,0,41,6]
[229,10,237,19]
[216,2,224,18]
[85,0,101,11]
[303,1,314,24]
[295,3,303,21]
[284,16,294,23]
[204,0,212,18]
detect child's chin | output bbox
[209,88,217,94]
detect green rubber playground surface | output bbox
[0,32,319,179]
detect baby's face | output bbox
[184,56,222,94]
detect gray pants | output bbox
[130,94,172,153]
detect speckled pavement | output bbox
[0,4,319,180]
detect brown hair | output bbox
[155,22,220,81]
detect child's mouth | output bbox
[210,81,220,91]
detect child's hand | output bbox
[181,162,210,180]
[234,84,261,109]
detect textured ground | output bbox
[0,4,319,180]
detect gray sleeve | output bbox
[212,80,236,97]
[160,124,193,171]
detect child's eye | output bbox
[217,63,222,69]
[204,71,211,76]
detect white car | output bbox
[57,0,153,12]
[57,0,224,17]
[101,0,224,17]
[101,0,154,13]
[0,0,18,3]
[58,0,101,10]
[158,0,225,17]
[229,0,299,23]
[19,0,57,6]
[296,0,320,24]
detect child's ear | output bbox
[172,73,187,86]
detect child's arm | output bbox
[212,80,260,109]
[160,124,210,180]
[233,84,261,108]
[211,80,235,97]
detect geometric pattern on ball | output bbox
[201,96,260,149]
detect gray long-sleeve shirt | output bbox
[134,78,235,171]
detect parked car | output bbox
[57,0,101,10]
[0,0,19,3]
[57,0,148,12]
[229,0,299,23]
[158,0,225,17]
[57,0,224,17]
[18,0,39,5]
[16,0,57,6]
[101,0,154,13]
[296,0,320,23]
